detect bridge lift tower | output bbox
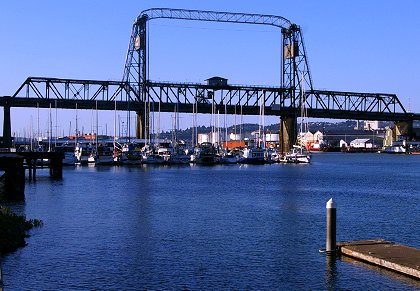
[123,8,313,151]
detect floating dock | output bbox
[338,239,420,279]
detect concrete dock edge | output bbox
[338,239,420,279]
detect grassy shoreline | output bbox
[0,206,42,254]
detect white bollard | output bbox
[326,198,336,254]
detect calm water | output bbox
[1,153,419,290]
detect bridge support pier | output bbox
[280,116,296,154]
[136,105,149,140]
[2,97,12,148]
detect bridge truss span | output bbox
[12,77,138,102]
[307,90,407,117]
[3,77,141,111]
[146,81,286,107]
[7,77,411,122]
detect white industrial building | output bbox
[349,138,374,148]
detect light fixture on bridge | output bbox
[134,35,141,50]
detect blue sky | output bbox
[1,1,420,137]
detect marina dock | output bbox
[338,239,420,279]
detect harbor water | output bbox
[1,153,419,290]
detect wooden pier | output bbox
[0,153,25,201]
[18,151,64,181]
[0,151,64,201]
[338,239,420,279]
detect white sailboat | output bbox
[170,140,191,165]
[89,101,114,165]
[72,104,85,164]
[239,95,268,164]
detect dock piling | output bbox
[326,198,337,254]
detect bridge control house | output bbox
[206,76,228,87]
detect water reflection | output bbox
[340,256,420,289]
[325,254,339,291]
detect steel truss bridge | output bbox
[4,77,413,122]
[1,8,419,149]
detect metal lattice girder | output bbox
[4,77,416,122]
[308,90,406,114]
[13,77,138,102]
[145,81,285,107]
[137,8,292,28]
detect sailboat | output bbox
[280,75,311,164]
[195,141,217,165]
[169,140,191,165]
[239,95,268,164]
[88,101,114,165]
[74,104,84,164]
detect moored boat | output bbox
[239,147,267,164]
[88,145,114,165]
[157,141,175,164]
[381,145,406,154]
[280,145,311,164]
[170,141,191,165]
[195,142,217,165]
[141,144,165,165]
[219,152,239,164]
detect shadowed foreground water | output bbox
[1,153,419,289]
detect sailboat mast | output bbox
[234,105,237,138]
[217,109,220,146]
[95,100,98,153]
[262,94,265,148]
[240,105,243,148]
[195,100,198,146]
[224,103,227,150]
[158,101,161,142]
[176,102,180,143]
[37,102,40,148]
[191,100,195,147]
[211,93,214,144]
[114,98,117,149]
[151,101,154,143]
[148,99,151,145]
[48,102,52,151]
[75,103,78,144]
[30,115,33,151]
[55,100,57,148]
[172,106,176,143]
[127,96,130,143]
[258,97,262,148]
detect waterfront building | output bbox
[349,138,374,148]
[364,120,379,130]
